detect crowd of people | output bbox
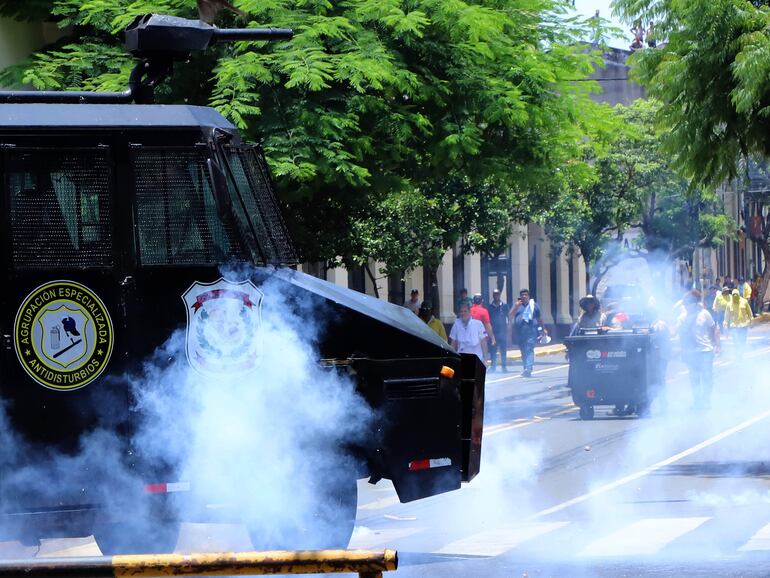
[404,287,549,377]
[405,276,762,399]
[569,282,758,411]
[704,275,759,359]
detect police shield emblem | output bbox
[38,305,89,369]
[182,278,264,375]
[14,280,114,391]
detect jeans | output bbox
[519,336,536,372]
[685,351,714,408]
[489,328,508,369]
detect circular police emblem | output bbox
[14,281,114,391]
[183,278,263,376]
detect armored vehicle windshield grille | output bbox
[224,146,298,264]
[7,147,113,270]
[132,148,246,265]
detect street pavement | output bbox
[6,325,770,577]
[349,324,770,576]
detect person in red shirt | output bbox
[471,294,496,351]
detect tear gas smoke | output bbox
[131,273,374,549]
[426,249,770,571]
[0,270,373,552]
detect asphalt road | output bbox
[350,325,770,577]
[5,328,770,578]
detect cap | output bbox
[722,286,731,293]
[579,295,599,309]
[472,294,483,304]
[492,288,501,294]
[732,289,740,296]
[419,300,432,312]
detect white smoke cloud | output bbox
[446,250,770,569]
[128,274,375,551]
[0,271,374,554]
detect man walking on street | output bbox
[737,276,752,302]
[751,275,761,316]
[404,289,420,314]
[418,301,447,342]
[511,289,545,377]
[470,294,496,356]
[450,304,488,363]
[676,289,720,410]
[712,286,730,330]
[456,288,472,313]
[488,289,510,372]
[572,295,606,334]
[725,288,752,357]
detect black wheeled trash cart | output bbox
[564,330,663,420]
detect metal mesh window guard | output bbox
[132,147,246,266]
[224,146,298,264]
[8,148,113,270]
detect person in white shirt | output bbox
[449,304,488,362]
[674,289,720,410]
[404,289,420,314]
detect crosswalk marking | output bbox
[37,536,102,557]
[358,495,402,511]
[432,521,570,557]
[739,522,770,551]
[349,526,423,549]
[579,517,710,557]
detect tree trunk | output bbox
[426,265,440,317]
[363,262,380,299]
[589,260,608,295]
[759,242,770,314]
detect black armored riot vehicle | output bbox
[0,15,485,553]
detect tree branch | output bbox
[363,262,380,299]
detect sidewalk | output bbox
[497,313,770,364]
[752,312,770,326]
[505,343,566,362]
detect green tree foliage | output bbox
[545,99,732,292]
[613,0,770,300]
[612,0,770,187]
[0,0,609,281]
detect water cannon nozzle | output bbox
[125,14,293,57]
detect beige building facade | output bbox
[0,18,61,82]
[302,223,588,335]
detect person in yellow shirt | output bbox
[737,275,752,301]
[712,286,731,329]
[418,301,448,342]
[724,289,752,356]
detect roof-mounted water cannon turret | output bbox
[0,14,293,105]
[125,14,293,55]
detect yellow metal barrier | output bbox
[0,549,398,577]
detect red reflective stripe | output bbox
[144,483,167,494]
[408,459,431,471]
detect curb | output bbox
[751,313,770,326]
[506,344,566,361]
[499,316,768,362]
